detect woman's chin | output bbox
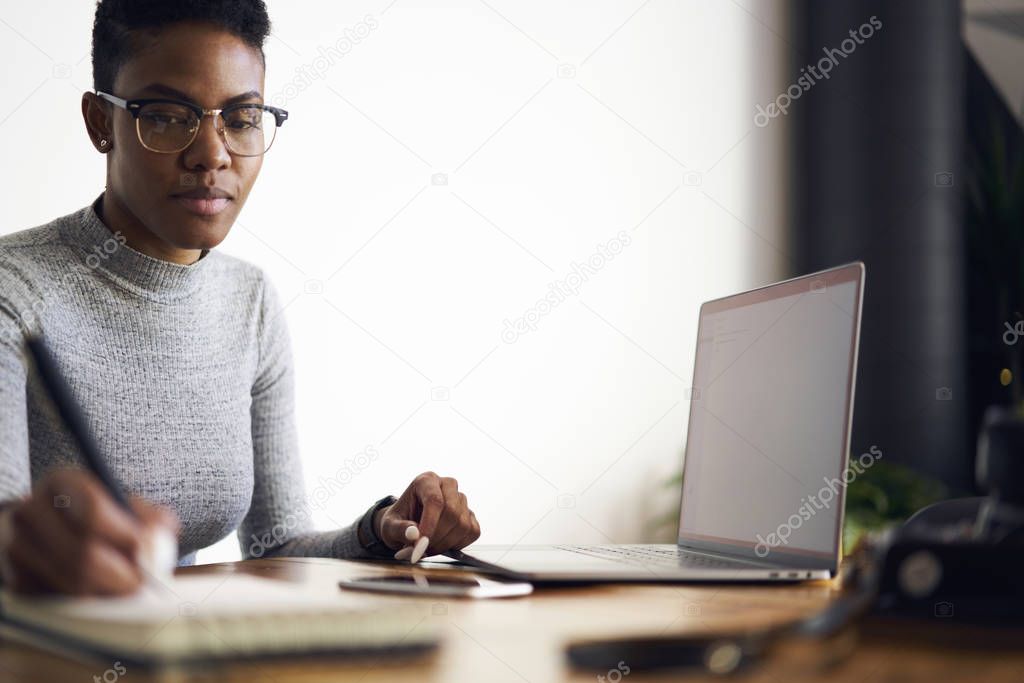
[162,208,236,252]
[166,223,232,254]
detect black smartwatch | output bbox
[358,495,398,558]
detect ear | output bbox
[82,92,114,154]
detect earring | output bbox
[99,139,109,148]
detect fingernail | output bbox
[394,546,414,561]
[405,526,420,543]
[410,536,430,564]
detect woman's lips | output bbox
[173,196,231,217]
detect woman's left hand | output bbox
[376,472,480,558]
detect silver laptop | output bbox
[451,263,865,583]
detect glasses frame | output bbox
[95,90,289,157]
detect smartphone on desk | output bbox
[339,573,533,599]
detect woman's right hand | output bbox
[0,469,178,595]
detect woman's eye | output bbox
[226,112,261,129]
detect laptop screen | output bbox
[677,263,863,568]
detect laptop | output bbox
[450,262,865,583]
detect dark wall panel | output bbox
[792,0,969,490]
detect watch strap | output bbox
[358,495,398,558]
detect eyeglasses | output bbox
[95,91,289,157]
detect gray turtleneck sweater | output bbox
[0,196,379,566]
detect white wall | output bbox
[0,0,791,563]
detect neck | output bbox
[98,192,204,266]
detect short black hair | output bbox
[92,0,271,93]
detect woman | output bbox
[0,0,480,595]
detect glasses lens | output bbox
[222,106,278,156]
[137,103,198,152]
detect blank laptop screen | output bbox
[677,264,863,563]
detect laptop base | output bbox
[445,546,833,585]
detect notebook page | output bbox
[17,574,377,623]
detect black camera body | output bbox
[872,406,1024,625]
[875,518,1024,622]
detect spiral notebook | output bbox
[0,573,438,667]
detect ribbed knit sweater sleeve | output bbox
[238,276,377,561]
[0,292,30,503]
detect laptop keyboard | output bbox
[554,544,758,569]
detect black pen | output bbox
[25,336,134,513]
[25,336,178,584]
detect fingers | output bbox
[5,526,76,593]
[412,473,445,540]
[4,562,49,595]
[429,488,465,550]
[71,539,142,595]
[467,511,481,546]
[434,508,481,553]
[379,515,421,550]
[389,473,480,561]
[8,497,143,595]
[2,540,52,595]
[428,483,481,553]
[2,469,165,596]
[44,470,143,558]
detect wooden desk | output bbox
[1,556,1021,682]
